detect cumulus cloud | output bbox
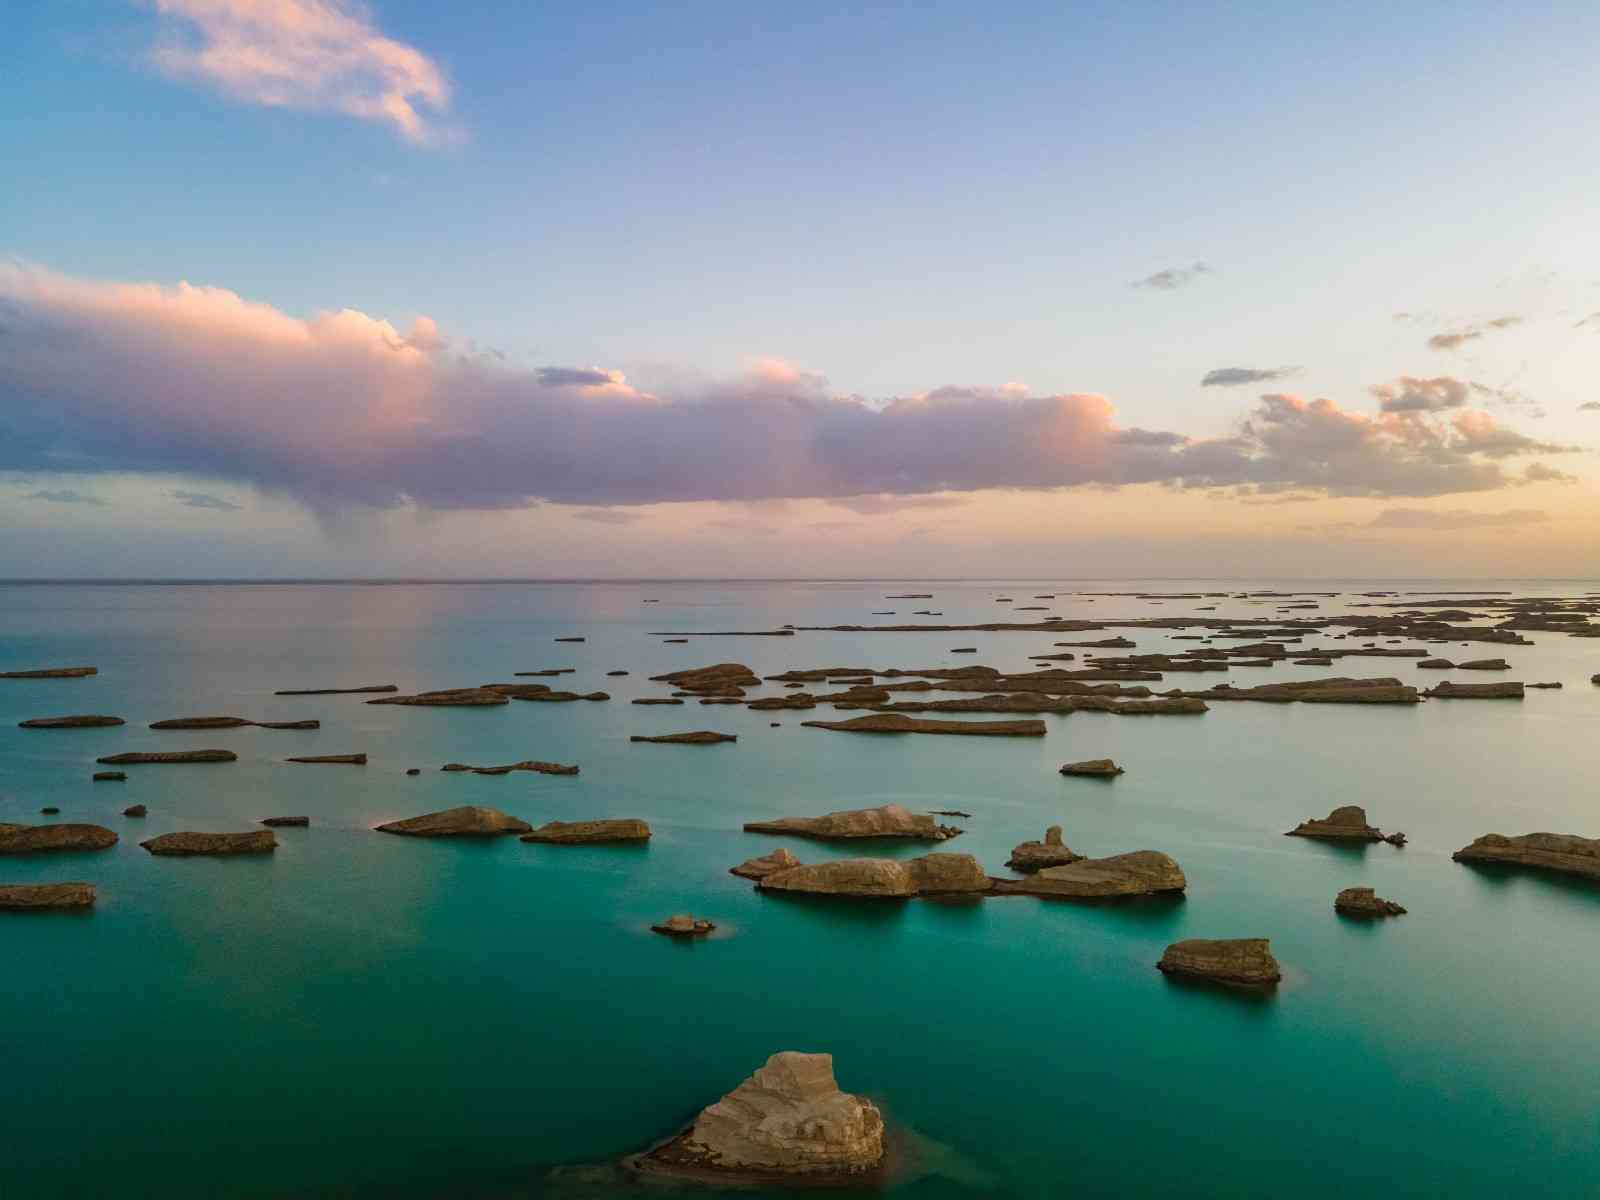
[149,0,452,144]
[1427,315,1521,351]
[22,488,109,506]
[1200,366,1300,388]
[1132,262,1211,290]
[1369,376,1470,413]
[0,265,1582,516]
[173,489,242,510]
[1366,508,1548,530]
[1579,401,1600,412]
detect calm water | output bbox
[3,579,1598,1198]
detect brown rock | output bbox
[94,772,126,782]
[632,1052,883,1180]
[1335,887,1406,917]
[521,819,651,844]
[405,768,421,776]
[374,806,532,837]
[1416,658,1455,669]
[630,730,736,744]
[1458,658,1510,670]
[1452,832,1600,882]
[40,807,59,815]
[652,914,716,936]
[757,853,990,898]
[648,663,763,693]
[141,830,277,856]
[0,823,119,854]
[440,760,579,776]
[1424,681,1524,699]
[0,666,97,679]
[96,750,237,765]
[286,754,367,764]
[274,684,397,695]
[730,848,802,879]
[800,714,1046,736]
[123,804,146,817]
[632,698,685,705]
[1157,938,1281,987]
[1287,805,1405,846]
[260,816,310,827]
[367,688,510,706]
[0,883,96,910]
[1059,758,1123,777]
[512,690,610,703]
[19,715,124,729]
[150,716,320,730]
[1006,825,1082,872]
[990,850,1185,898]
[744,804,961,842]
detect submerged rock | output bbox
[1059,758,1123,778]
[652,914,716,936]
[744,803,960,842]
[631,1052,884,1181]
[730,847,802,879]
[990,850,1185,898]
[19,715,124,729]
[630,730,736,744]
[0,666,97,679]
[1335,887,1406,917]
[141,830,277,856]
[260,816,310,828]
[1007,826,1082,872]
[96,750,237,765]
[94,772,127,782]
[1287,805,1405,846]
[286,754,367,765]
[520,819,651,844]
[374,806,532,837]
[0,883,96,910]
[800,714,1046,736]
[40,807,59,815]
[1452,832,1600,882]
[1157,938,1281,988]
[0,823,118,855]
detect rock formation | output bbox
[652,914,716,936]
[440,760,579,776]
[122,804,146,817]
[140,831,277,855]
[287,754,367,765]
[0,823,119,854]
[1157,938,1281,987]
[520,819,651,843]
[648,663,763,695]
[1006,826,1082,872]
[150,717,319,730]
[630,731,737,744]
[1458,658,1510,670]
[1452,832,1600,881]
[95,750,237,765]
[94,772,127,782]
[632,1052,883,1181]
[730,848,802,879]
[1424,681,1524,699]
[1417,658,1454,669]
[990,850,1185,898]
[1287,805,1405,845]
[1059,759,1123,777]
[260,816,310,828]
[19,715,124,729]
[1,666,97,678]
[367,688,509,706]
[0,883,96,910]
[632,698,684,705]
[1334,887,1406,917]
[275,684,397,695]
[757,855,987,899]
[744,804,960,842]
[800,714,1046,736]
[374,806,532,837]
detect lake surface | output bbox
[3,579,1598,1198]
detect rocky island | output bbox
[744,804,961,842]
[990,850,1185,898]
[0,882,97,910]
[375,807,532,837]
[1287,805,1405,846]
[140,831,278,855]
[1335,887,1406,917]
[756,853,991,898]
[0,823,119,854]
[1452,832,1600,882]
[1157,938,1281,988]
[520,819,651,844]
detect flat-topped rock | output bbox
[1,666,97,679]
[1452,832,1600,881]
[1458,658,1510,670]
[511,690,610,703]
[632,1052,883,1181]
[757,854,991,899]
[367,688,509,706]
[521,819,651,844]
[96,750,236,765]
[1060,758,1123,777]
[141,830,277,856]
[632,697,684,705]
[630,730,736,744]
[652,914,715,936]
[0,883,96,910]
[1425,681,1524,699]
[648,663,763,695]
[1335,887,1406,917]
[1007,825,1082,872]
[1416,658,1455,669]
[440,760,579,776]
[801,714,1046,736]
[730,848,802,879]
[1157,938,1281,988]
[1175,677,1421,704]
[286,754,366,764]
[275,684,397,695]
[260,816,309,828]
[1287,805,1405,846]
[151,717,320,730]
[0,823,119,854]
[20,715,124,729]
[745,803,960,842]
[94,771,127,781]
[374,806,532,837]
[990,850,1185,898]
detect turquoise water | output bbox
[3,580,1598,1198]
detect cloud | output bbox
[1576,313,1600,330]
[1579,402,1600,412]
[1427,315,1521,351]
[1366,507,1548,530]
[1521,463,1576,484]
[0,265,1582,515]
[173,489,241,511]
[1132,262,1211,291]
[569,508,641,525]
[1200,366,1300,388]
[149,0,452,144]
[1370,375,1470,413]
[22,488,108,506]
[825,493,970,516]
[536,367,625,388]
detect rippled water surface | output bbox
[3,580,1598,1198]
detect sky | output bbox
[3,0,1599,579]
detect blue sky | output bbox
[2,1,1597,576]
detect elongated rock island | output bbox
[375,806,532,837]
[745,804,961,842]
[800,714,1047,736]
[1157,938,1281,988]
[1287,805,1405,845]
[990,850,1185,898]
[141,831,277,856]
[756,853,990,898]
[1452,832,1600,881]
[520,819,651,844]
[20,715,124,729]
[0,823,119,855]
[630,731,736,744]
[96,750,237,765]
[0,882,97,910]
